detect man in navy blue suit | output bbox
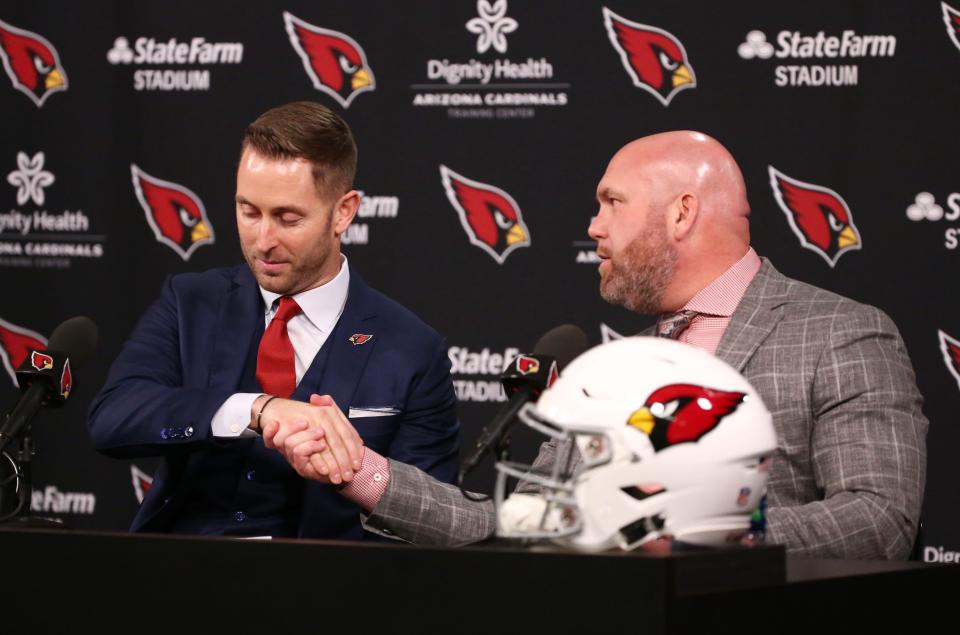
[88,101,460,539]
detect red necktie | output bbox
[256,296,302,397]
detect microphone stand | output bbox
[456,431,513,502]
[0,417,65,529]
[493,435,512,469]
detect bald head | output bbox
[590,131,753,313]
[610,131,750,236]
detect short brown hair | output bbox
[241,101,357,198]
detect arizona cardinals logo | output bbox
[348,333,373,346]
[627,383,746,452]
[60,358,72,399]
[601,7,695,106]
[769,166,861,268]
[0,19,67,107]
[938,329,960,392]
[284,12,375,108]
[0,317,46,387]
[439,165,530,264]
[30,350,53,371]
[130,464,153,504]
[515,355,540,375]
[943,2,960,52]
[131,164,214,261]
[546,360,559,388]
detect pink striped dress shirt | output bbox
[667,247,761,354]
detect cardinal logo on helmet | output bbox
[627,383,746,452]
[601,8,695,106]
[0,318,46,387]
[769,166,861,268]
[283,12,375,108]
[131,164,215,261]
[0,19,67,107]
[439,165,530,264]
[939,329,960,392]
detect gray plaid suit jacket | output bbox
[366,259,928,559]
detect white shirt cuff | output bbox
[211,393,262,438]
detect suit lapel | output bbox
[295,266,378,413]
[207,267,262,391]
[714,259,789,372]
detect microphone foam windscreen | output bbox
[47,316,99,368]
[532,324,589,370]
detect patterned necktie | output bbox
[656,309,698,340]
[256,296,302,397]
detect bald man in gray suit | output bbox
[271,131,927,559]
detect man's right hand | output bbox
[253,395,363,484]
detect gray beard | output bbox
[599,230,677,315]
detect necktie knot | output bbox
[656,309,698,340]
[273,296,302,324]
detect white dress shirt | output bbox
[210,255,351,437]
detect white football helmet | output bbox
[495,337,777,552]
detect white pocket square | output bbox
[348,406,400,418]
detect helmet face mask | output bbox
[494,337,777,553]
[495,407,609,541]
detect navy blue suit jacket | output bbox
[88,264,459,537]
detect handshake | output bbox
[251,393,364,485]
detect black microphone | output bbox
[459,324,589,480]
[0,316,98,453]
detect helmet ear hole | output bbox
[575,432,613,467]
[742,454,774,473]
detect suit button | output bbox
[160,428,169,440]
[246,470,256,481]
[235,511,246,523]
[184,426,194,437]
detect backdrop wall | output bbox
[1,1,957,561]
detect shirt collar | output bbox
[681,247,761,317]
[259,254,351,334]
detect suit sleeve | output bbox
[384,337,460,483]
[765,307,928,559]
[364,459,496,546]
[364,436,573,545]
[362,335,568,544]
[87,275,235,458]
